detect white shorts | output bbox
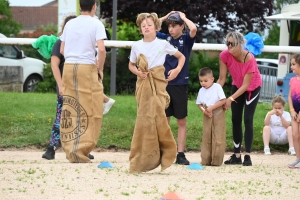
[270,127,288,145]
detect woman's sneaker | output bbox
[288,158,300,168]
[224,154,242,165]
[288,148,296,156]
[243,155,252,166]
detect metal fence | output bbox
[257,64,277,103]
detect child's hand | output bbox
[206,106,212,113]
[269,110,276,115]
[275,109,283,116]
[138,71,148,80]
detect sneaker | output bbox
[224,154,242,165]
[288,158,300,168]
[103,98,115,115]
[288,148,296,156]
[88,154,94,160]
[243,155,252,166]
[175,153,190,165]
[295,161,300,168]
[42,146,55,160]
[264,147,271,155]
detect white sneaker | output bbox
[264,147,271,155]
[103,98,115,115]
[288,148,296,156]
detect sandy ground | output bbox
[0,148,299,200]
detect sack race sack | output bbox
[60,63,103,163]
[129,54,177,173]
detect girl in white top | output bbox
[263,94,295,155]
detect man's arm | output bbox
[96,39,106,79]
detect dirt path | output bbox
[0,149,299,200]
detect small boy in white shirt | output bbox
[196,67,226,166]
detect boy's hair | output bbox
[80,0,95,12]
[271,94,286,106]
[58,15,77,36]
[291,54,300,65]
[136,13,161,33]
[198,67,213,77]
[165,13,184,26]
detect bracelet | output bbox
[290,109,295,112]
[229,96,237,103]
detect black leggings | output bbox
[231,86,260,153]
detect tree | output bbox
[0,0,21,36]
[100,0,274,42]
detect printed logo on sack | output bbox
[60,95,88,141]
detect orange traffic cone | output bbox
[159,191,184,200]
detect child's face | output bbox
[273,102,284,115]
[168,24,184,38]
[199,74,214,89]
[290,58,300,75]
[141,18,157,36]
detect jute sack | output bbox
[60,63,103,163]
[129,54,177,173]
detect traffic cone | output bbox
[159,191,184,200]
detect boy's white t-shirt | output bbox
[129,38,178,69]
[60,15,107,64]
[196,83,226,106]
[265,111,291,134]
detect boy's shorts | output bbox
[270,127,288,145]
[165,85,188,119]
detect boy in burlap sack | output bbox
[128,13,186,173]
[196,67,226,166]
[59,0,107,163]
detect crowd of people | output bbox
[37,0,300,171]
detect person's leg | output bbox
[103,93,115,115]
[224,86,244,164]
[289,121,300,168]
[243,87,260,166]
[42,95,63,160]
[262,126,272,155]
[286,126,296,155]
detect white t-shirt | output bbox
[265,111,291,134]
[60,15,107,64]
[129,38,178,69]
[196,83,226,106]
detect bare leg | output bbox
[292,120,300,158]
[177,118,187,152]
[262,126,271,147]
[287,126,294,148]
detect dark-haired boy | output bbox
[158,11,197,165]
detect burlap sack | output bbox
[60,63,103,163]
[200,106,226,166]
[129,54,177,173]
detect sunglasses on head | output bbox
[226,41,235,47]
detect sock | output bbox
[177,152,184,156]
[264,146,269,149]
[289,147,295,150]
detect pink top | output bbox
[289,76,300,112]
[220,49,262,92]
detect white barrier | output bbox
[1,38,300,53]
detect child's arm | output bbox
[166,51,185,81]
[264,110,275,126]
[198,104,212,118]
[206,99,226,113]
[279,112,291,129]
[128,61,148,79]
[288,88,297,121]
[177,12,197,38]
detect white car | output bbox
[0,33,46,92]
[256,58,278,102]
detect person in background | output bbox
[157,11,197,165]
[263,94,295,155]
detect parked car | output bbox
[0,33,46,92]
[256,58,278,102]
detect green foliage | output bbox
[0,0,22,36]
[35,63,56,93]
[188,51,232,97]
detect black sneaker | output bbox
[243,155,252,166]
[42,146,55,160]
[88,154,94,159]
[175,153,190,165]
[224,154,242,165]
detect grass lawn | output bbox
[0,92,289,152]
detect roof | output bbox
[10,7,57,29]
[8,0,56,7]
[265,4,300,20]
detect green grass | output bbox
[0,92,289,152]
